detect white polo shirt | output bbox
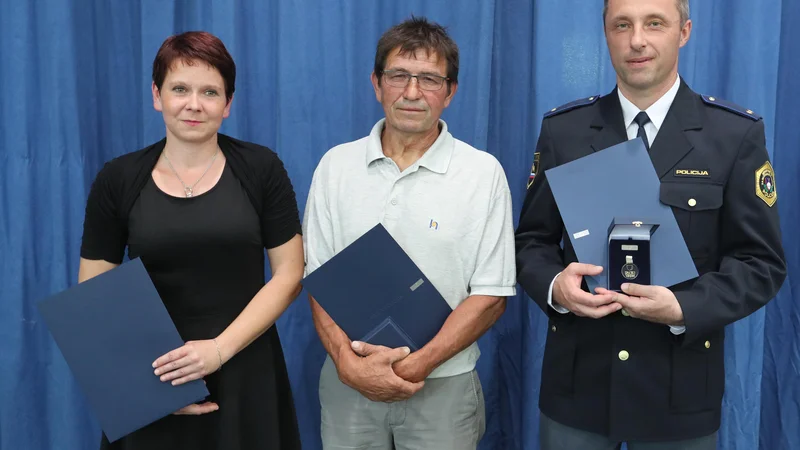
[303,119,516,378]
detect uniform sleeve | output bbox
[514,119,570,316]
[302,159,336,277]
[468,164,517,298]
[80,162,127,264]
[675,119,787,344]
[260,154,302,249]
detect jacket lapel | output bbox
[648,80,703,179]
[590,88,628,153]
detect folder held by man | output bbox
[544,138,698,292]
[302,223,453,351]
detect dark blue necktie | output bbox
[634,111,651,151]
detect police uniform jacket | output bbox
[515,79,787,441]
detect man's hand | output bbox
[595,284,684,326]
[337,342,424,402]
[352,341,432,384]
[553,263,621,318]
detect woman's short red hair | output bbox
[152,31,236,103]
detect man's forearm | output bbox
[309,294,355,368]
[414,295,506,374]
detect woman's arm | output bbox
[78,258,119,282]
[152,234,304,385]
[216,234,304,361]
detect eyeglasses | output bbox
[381,69,450,91]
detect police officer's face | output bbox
[152,59,232,144]
[604,0,692,95]
[371,47,457,136]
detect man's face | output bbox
[371,47,457,136]
[604,0,692,94]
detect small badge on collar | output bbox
[674,169,710,177]
[756,161,777,207]
[527,152,540,189]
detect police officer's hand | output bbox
[595,284,684,326]
[338,342,425,403]
[553,263,621,318]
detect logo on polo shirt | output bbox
[429,219,439,230]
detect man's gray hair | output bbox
[603,0,690,25]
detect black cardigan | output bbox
[80,134,302,264]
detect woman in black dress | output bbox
[79,31,303,449]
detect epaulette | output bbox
[544,95,600,118]
[701,95,761,120]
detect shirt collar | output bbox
[365,119,454,174]
[618,75,681,132]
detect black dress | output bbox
[97,163,301,449]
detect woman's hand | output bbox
[153,339,222,386]
[173,401,219,415]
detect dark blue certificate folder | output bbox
[302,223,453,351]
[36,258,209,442]
[545,138,698,292]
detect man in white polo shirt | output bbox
[302,16,516,450]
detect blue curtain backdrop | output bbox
[1,1,798,449]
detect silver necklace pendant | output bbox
[163,148,219,199]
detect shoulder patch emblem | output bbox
[527,152,540,189]
[544,95,600,118]
[701,95,761,121]
[755,161,777,207]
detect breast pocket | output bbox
[659,182,723,258]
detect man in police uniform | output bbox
[515,0,787,448]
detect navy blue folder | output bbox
[36,258,209,442]
[302,223,453,351]
[545,138,698,292]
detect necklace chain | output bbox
[162,148,219,198]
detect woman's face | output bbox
[152,59,232,144]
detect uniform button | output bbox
[705,340,711,349]
[391,198,398,205]
[551,325,557,332]
[709,96,716,102]
[688,198,697,207]
[618,350,629,361]
[621,308,630,317]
